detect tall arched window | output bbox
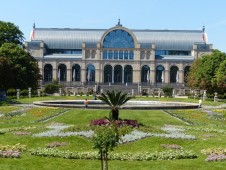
[104,65,112,83]
[86,64,95,83]
[72,64,81,81]
[102,29,135,60]
[44,64,53,82]
[103,29,134,48]
[114,65,122,83]
[124,65,133,83]
[58,64,67,82]
[141,65,150,83]
[184,66,191,84]
[170,66,179,83]
[156,65,165,83]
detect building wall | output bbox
[26,25,213,88]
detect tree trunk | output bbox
[111,109,119,120]
[104,152,108,170]
[100,151,103,170]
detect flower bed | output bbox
[13,131,32,136]
[90,119,140,127]
[0,143,27,158]
[201,148,226,162]
[46,142,68,148]
[30,148,197,161]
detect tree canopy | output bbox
[187,50,226,98]
[0,43,41,90]
[0,20,24,47]
[97,90,133,120]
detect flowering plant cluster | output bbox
[205,154,226,162]
[0,150,21,158]
[0,143,27,158]
[46,142,68,148]
[90,119,139,127]
[0,143,27,152]
[183,126,226,134]
[201,148,226,162]
[30,148,197,161]
[4,110,24,117]
[0,126,36,134]
[204,110,225,121]
[161,144,182,149]
[33,124,94,138]
[13,131,31,136]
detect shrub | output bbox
[20,89,29,96]
[162,86,173,97]
[6,89,16,96]
[44,83,62,94]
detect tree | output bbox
[92,123,129,170]
[0,43,41,90]
[215,59,226,97]
[97,90,133,120]
[0,57,14,89]
[0,20,24,47]
[187,50,226,97]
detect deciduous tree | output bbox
[0,43,41,90]
[0,20,24,47]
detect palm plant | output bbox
[97,90,133,120]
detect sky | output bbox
[1,0,226,52]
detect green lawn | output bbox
[0,100,226,169]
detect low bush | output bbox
[162,86,173,97]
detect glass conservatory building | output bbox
[25,21,212,93]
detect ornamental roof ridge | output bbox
[34,28,202,33]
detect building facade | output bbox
[25,21,212,94]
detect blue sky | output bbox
[1,0,226,52]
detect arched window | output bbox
[58,64,67,82]
[44,64,53,82]
[156,65,165,83]
[72,64,80,81]
[141,65,150,83]
[170,66,179,83]
[86,64,95,83]
[102,29,135,60]
[104,65,112,83]
[184,66,191,84]
[114,65,122,83]
[103,29,134,48]
[124,65,133,83]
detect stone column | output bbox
[67,69,71,83]
[122,69,124,84]
[150,62,156,84]
[16,89,20,99]
[28,87,32,98]
[165,63,170,83]
[178,63,184,84]
[112,69,114,83]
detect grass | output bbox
[0,97,226,169]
